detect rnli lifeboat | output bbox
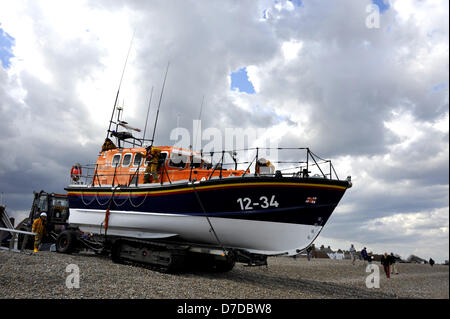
[65,140,352,256]
[65,64,351,257]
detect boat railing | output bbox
[69,147,340,187]
[197,147,340,181]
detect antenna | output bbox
[106,30,136,140]
[150,61,170,147]
[193,95,205,152]
[142,86,154,141]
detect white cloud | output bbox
[245,65,261,93]
[0,0,448,263]
[281,39,303,62]
[274,0,295,12]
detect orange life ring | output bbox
[70,164,82,182]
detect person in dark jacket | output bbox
[390,253,399,274]
[429,258,435,267]
[361,247,368,265]
[381,253,391,278]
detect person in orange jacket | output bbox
[32,212,47,253]
[144,147,162,183]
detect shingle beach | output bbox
[1,250,448,299]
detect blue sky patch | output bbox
[230,67,255,94]
[0,26,15,69]
[288,0,303,7]
[432,83,447,92]
[372,0,390,14]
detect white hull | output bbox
[69,208,322,256]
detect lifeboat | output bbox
[65,65,351,257]
[65,141,352,256]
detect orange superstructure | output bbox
[91,146,246,187]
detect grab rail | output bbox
[69,147,340,187]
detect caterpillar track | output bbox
[56,231,238,273]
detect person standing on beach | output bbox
[381,253,391,278]
[429,258,435,267]
[306,246,312,261]
[361,247,368,265]
[349,244,357,265]
[31,212,47,253]
[390,253,399,274]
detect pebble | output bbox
[0,250,448,299]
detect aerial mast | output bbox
[193,95,205,152]
[149,61,170,148]
[105,31,135,141]
[142,86,154,142]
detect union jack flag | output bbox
[305,197,317,204]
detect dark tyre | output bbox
[56,231,77,254]
[213,256,235,272]
[111,240,124,264]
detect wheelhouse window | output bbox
[190,156,203,168]
[112,154,121,167]
[133,153,144,167]
[168,152,188,169]
[122,153,132,167]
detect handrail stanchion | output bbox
[254,148,259,177]
[331,162,339,181]
[219,151,224,179]
[92,164,101,187]
[112,163,118,187]
[309,152,326,178]
[329,160,332,180]
[242,154,256,178]
[165,164,172,184]
[306,148,309,177]
[160,163,172,185]
[189,154,194,182]
[208,151,218,180]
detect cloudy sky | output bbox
[0,0,448,262]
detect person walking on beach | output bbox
[361,247,368,265]
[429,258,435,267]
[306,246,312,261]
[349,244,356,265]
[381,253,391,278]
[31,212,47,253]
[390,253,399,275]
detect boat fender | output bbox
[70,163,82,182]
[104,209,110,231]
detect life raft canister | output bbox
[70,163,82,182]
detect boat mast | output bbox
[142,86,154,142]
[105,31,135,141]
[193,95,205,152]
[149,61,170,148]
